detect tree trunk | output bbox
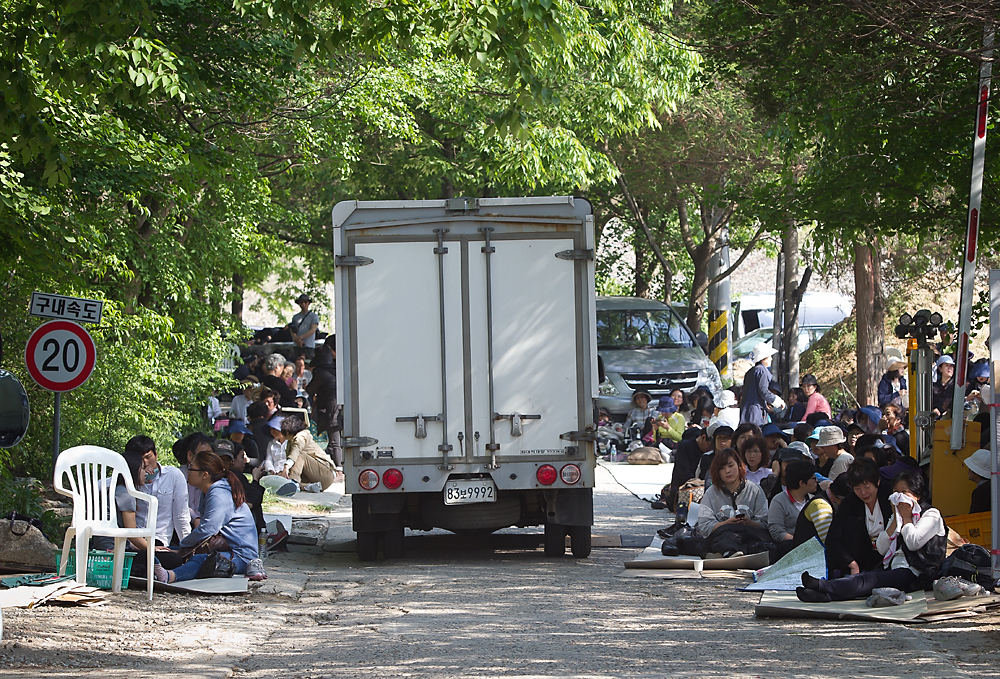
[441,140,454,199]
[635,232,649,298]
[686,239,713,332]
[232,273,244,321]
[854,239,885,406]
[782,218,800,390]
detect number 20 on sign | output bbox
[25,320,96,392]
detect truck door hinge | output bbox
[396,414,442,439]
[560,429,597,443]
[335,255,374,267]
[555,249,594,261]
[494,412,541,437]
[343,436,379,448]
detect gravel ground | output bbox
[2,466,999,678]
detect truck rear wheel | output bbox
[383,525,405,559]
[569,524,591,558]
[357,531,380,561]
[544,522,565,557]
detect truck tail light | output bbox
[383,468,403,489]
[560,464,581,484]
[536,465,557,485]
[359,469,380,490]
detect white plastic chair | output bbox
[54,446,158,600]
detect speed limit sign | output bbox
[25,320,96,392]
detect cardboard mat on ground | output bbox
[128,576,248,595]
[620,536,766,579]
[0,580,108,609]
[598,460,673,502]
[755,590,1000,623]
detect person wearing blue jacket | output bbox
[740,343,784,426]
[154,450,260,583]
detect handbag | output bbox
[178,533,232,560]
[196,551,236,579]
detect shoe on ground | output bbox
[934,576,965,601]
[153,564,170,584]
[246,558,268,581]
[796,586,831,603]
[303,482,323,493]
[267,529,289,551]
[958,578,983,597]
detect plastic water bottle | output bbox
[258,528,268,561]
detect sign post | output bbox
[24,319,97,465]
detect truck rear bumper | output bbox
[352,487,593,532]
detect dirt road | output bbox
[2,466,998,678]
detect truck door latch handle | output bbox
[396,414,442,439]
[494,412,541,437]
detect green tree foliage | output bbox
[1,0,700,480]
[694,0,993,248]
[596,79,782,328]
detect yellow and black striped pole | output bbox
[708,309,729,378]
[706,233,731,378]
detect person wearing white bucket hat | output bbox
[878,355,908,408]
[710,390,740,430]
[814,426,854,481]
[740,342,785,427]
[963,449,993,514]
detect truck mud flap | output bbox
[543,487,593,527]
[352,494,406,532]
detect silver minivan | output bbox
[596,296,723,416]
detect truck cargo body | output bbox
[332,197,597,560]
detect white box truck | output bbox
[332,196,597,560]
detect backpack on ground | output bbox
[939,544,996,591]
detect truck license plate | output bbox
[443,479,497,505]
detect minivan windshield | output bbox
[597,309,696,350]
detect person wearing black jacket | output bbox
[824,459,892,578]
[667,428,712,510]
[247,400,273,458]
[306,345,342,469]
[261,353,298,408]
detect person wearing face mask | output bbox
[878,357,908,408]
[134,435,192,547]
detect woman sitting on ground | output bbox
[738,436,773,488]
[281,416,339,492]
[798,469,946,602]
[154,450,261,583]
[732,423,762,455]
[823,459,892,578]
[652,393,686,447]
[696,448,769,537]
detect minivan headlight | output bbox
[598,375,619,396]
[698,365,723,399]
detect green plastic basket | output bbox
[54,549,134,590]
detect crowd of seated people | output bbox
[644,341,990,601]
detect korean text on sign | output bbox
[29,292,103,324]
